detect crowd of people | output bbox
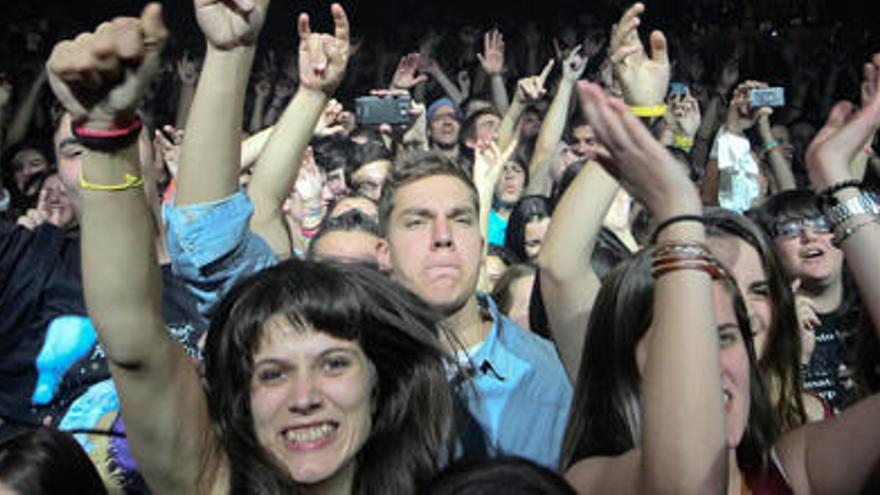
[2,0,880,493]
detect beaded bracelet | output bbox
[818,179,862,200]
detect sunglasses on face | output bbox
[772,216,830,239]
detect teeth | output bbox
[284,423,335,443]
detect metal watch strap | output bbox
[825,192,879,228]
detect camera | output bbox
[749,87,785,108]
[668,82,688,97]
[355,94,412,126]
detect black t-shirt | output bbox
[804,304,860,413]
[1,222,207,493]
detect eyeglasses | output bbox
[772,217,830,239]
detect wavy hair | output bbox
[203,259,457,494]
[560,250,775,475]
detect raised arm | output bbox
[526,46,587,196]
[473,138,517,292]
[537,157,618,381]
[247,3,350,256]
[46,7,214,492]
[567,80,725,495]
[774,52,880,495]
[4,68,47,150]
[497,60,553,151]
[174,0,269,207]
[478,29,510,115]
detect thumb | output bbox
[825,101,855,130]
[649,30,668,65]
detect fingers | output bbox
[538,59,555,84]
[648,30,668,65]
[140,3,169,50]
[298,13,312,39]
[331,3,350,43]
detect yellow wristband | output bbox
[673,135,695,149]
[630,104,668,117]
[80,172,144,191]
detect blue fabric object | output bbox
[460,295,572,469]
[164,191,278,316]
[427,97,463,123]
[487,208,508,246]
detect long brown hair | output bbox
[705,207,807,433]
[203,259,457,494]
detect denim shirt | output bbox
[459,295,573,469]
[164,191,278,316]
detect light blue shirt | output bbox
[460,295,573,469]
[165,192,572,469]
[164,190,278,316]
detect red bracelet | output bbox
[71,116,143,151]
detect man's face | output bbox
[53,113,84,216]
[378,175,482,315]
[429,106,461,148]
[772,216,843,287]
[351,160,391,201]
[466,114,501,148]
[517,110,541,140]
[570,124,599,159]
[11,149,49,195]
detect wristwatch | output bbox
[825,191,880,229]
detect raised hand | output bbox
[806,53,880,189]
[725,80,772,134]
[391,52,427,90]
[608,2,669,107]
[478,29,505,76]
[46,3,168,128]
[154,125,185,178]
[668,90,701,137]
[194,0,268,50]
[577,81,698,219]
[562,45,588,83]
[515,59,554,103]
[298,3,350,95]
[313,98,346,137]
[472,137,518,203]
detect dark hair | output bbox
[560,250,775,475]
[750,189,822,236]
[460,108,502,145]
[491,263,537,316]
[503,196,552,263]
[426,455,575,495]
[0,427,107,495]
[705,207,806,433]
[307,209,381,260]
[203,259,457,494]
[313,136,356,176]
[378,150,479,237]
[327,192,379,220]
